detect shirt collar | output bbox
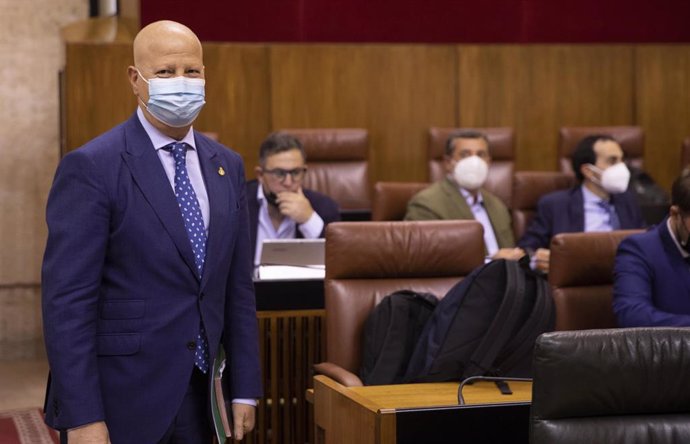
[581,184,607,205]
[257,182,266,204]
[459,186,483,206]
[666,217,689,259]
[136,107,197,151]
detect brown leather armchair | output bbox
[531,328,690,444]
[314,220,485,386]
[511,171,575,241]
[681,137,690,175]
[548,230,643,331]
[427,127,514,207]
[558,126,644,174]
[280,128,371,213]
[371,181,429,221]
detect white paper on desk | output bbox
[257,265,325,280]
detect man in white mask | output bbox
[42,21,260,443]
[405,131,524,260]
[518,134,645,273]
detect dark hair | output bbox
[571,134,617,182]
[444,130,490,156]
[259,132,306,165]
[672,174,690,213]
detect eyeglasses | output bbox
[262,167,307,182]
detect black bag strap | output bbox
[496,273,553,372]
[463,259,527,377]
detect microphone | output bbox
[457,375,532,405]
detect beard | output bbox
[264,188,279,208]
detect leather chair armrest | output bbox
[313,362,364,387]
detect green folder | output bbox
[210,346,232,443]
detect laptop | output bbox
[259,238,325,267]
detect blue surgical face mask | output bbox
[137,69,206,128]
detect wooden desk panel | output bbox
[314,375,532,444]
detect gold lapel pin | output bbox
[218,166,225,176]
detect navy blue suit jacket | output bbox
[518,186,645,250]
[41,113,262,443]
[613,219,690,327]
[246,179,340,264]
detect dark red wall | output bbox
[141,0,690,43]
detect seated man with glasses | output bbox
[613,173,690,327]
[248,132,340,265]
[404,130,524,261]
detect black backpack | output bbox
[359,290,438,385]
[403,258,554,383]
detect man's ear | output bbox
[580,163,595,181]
[443,155,455,173]
[254,166,263,181]
[127,66,139,95]
[670,205,680,218]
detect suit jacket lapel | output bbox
[441,179,474,219]
[196,135,231,291]
[569,187,586,232]
[120,115,199,279]
[246,180,260,264]
[657,218,690,290]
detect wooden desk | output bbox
[313,375,531,444]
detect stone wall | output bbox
[0,0,87,359]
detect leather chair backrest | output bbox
[681,137,690,175]
[371,182,429,221]
[511,172,575,241]
[548,230,643,331]
[325,220,485,374]
[558,126,644,174]
[531,328,690,444]
[428,127,514,207]
[280,128,371,211]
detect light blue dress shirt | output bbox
[582,185,615,232]
[458,187,499,257]
[254,184,324,265]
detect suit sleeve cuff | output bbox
[232,398,257,407]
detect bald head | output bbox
[133,20,203,68]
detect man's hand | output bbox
[67,421,110,444]
[231,403,256,441]
[276,188,314,224]
[492,247,526,261]
[533,248,550,273]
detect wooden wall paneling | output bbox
[456,45,524,137]
[457,45,635,171]
[518,45,635,171]
[64,42,136,152]
[196,44,271,178]
[635,45,690,190]
[269,45,457,183]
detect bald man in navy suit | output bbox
[42,21,261,443]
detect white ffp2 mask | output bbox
[452,156,489,190]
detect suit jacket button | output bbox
[199,292,204,300]
[187,341,197,350]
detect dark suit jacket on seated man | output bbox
[404,130,523,260]
[250,132,340,265]
[41,21,261,444]
[613,174,690,327]
[518,134,645,273]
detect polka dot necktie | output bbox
[166,142,210,373]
